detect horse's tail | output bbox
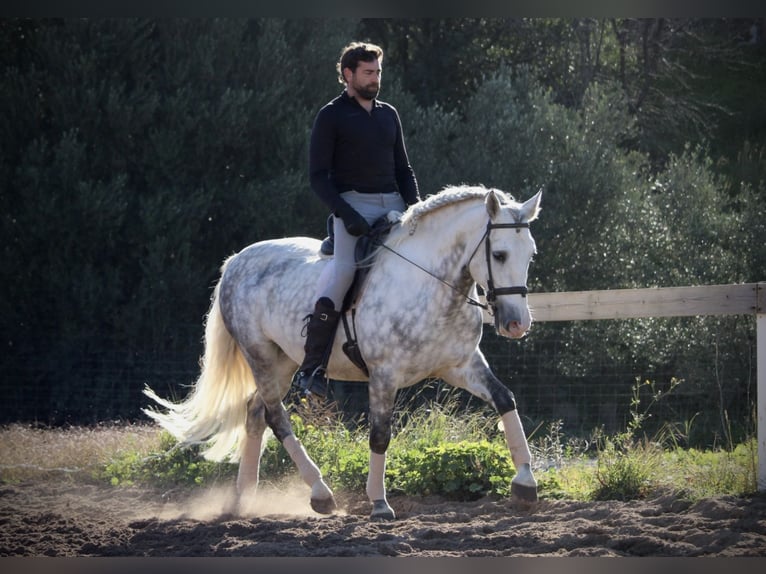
[143,261,255,463]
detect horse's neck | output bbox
[384,200,487,288]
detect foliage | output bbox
[387,440,515,500]
[101,411,517,501]
[592,436,662,501]
[659,440,758,499]
[98,391,757,503]
[102,430,236,488]
[536,439,758,502]
[536,460,597,501]
[0,423,162,484]
[0,19,354,423]
[580,377,755,501]
[589,377,678,500]
[285,392,512,499]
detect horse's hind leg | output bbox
[267,404,337,514]
[237,391,268,500]
[239,345,337,514]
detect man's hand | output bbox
[386,210,403,223]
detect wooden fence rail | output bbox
[483,283,765,491]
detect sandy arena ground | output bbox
[1,477,765,557]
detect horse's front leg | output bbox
[366,382,397,520]
[440,355,538,505]
[500,407,538,504]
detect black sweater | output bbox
[309,90,420,214]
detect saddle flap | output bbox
[341,215,394,312]
[340,216,396,377]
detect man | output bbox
[294,41,420,398]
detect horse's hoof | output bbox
[310,495,337,515]
[511,482,538,509]
[370,499,396,520]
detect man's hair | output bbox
[336,42,384,85]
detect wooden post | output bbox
[757,283,765,491]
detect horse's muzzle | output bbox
[494,304,531,339]
[501,320,529,339]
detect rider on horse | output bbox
[295,41,420,398]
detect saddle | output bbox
[320,215,395,376]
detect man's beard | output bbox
[355,83,379,100]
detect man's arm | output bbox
[392,108,420,206]
[309,107,344,212]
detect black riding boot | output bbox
[294,297,341,398]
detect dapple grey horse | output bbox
[144,184,542,519]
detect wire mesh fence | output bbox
[1,316,757,449]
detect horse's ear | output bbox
[520,189,542,222]
[485,190,502,220]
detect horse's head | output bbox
[470,189,541,339]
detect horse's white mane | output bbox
[359,184,520,265]
[396,184,516,239]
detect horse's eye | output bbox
[492,251,507,263]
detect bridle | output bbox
[377,219,531,313]
[461,220,529,316]
[479,220,530,301]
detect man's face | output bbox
[348,58,381,100]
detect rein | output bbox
[377,242,488,308]
[375,219,530,312]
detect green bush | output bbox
[101,386,757,503]
[101,410,517,500]
[101,414,757,503]
[387,440,515,500]
[102,430,236,488]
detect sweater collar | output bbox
[341,89,380,109]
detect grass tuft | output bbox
[0,422,162,484]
